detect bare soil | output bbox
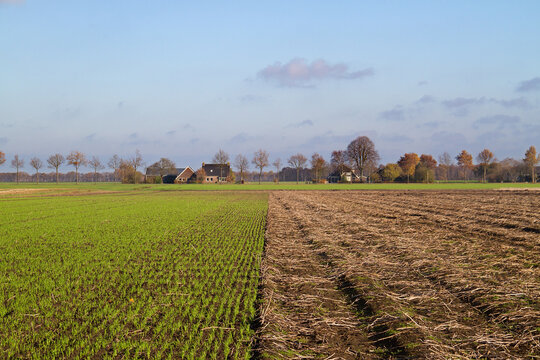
[257,191,540,359]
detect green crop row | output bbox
[0,191,267,359]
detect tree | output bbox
[130,150,144,183]
[311,153,326,182]
[288,153,307,184]
[196,168,207,183]
[88,156,105,183]
[523,146,540,183]
[154,158,176,180]
[47,153,65,184]
[417,154,437,183]
[213,149,230,180]
[272,158,282,183]
[330,150,348,171]
[30,157,43,184]
[108,154,121,182]
[0,151,5,166]
[11,155,24,184]
[346,136,379,181]
[438,152,453,181]
[252,149,269,184]
[476,149,494,183]
[381,163,401,182]
[456,150,474,180]
[398,153,420,183]
[234,154,249,183]
[66,151,87,184]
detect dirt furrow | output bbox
[271,191,536,359]
[256,193,381,359]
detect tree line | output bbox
[0,137,538,184]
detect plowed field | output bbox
[258,191,540,359]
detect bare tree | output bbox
[67,151,87,184]
[155,158,176,180]
[0,151,5,166]
[108,154,121,182]
[438,152,453,181]
[311,153,326,182]
[288,153,307,184]
[234,154,249,183]
[213,149,230,180]
[477,149,494,183]
[47,154,65,184]
[330,150,348,172]
[88,156,105,183]
[11,155,24,184]
[252,149,269,184]
[346,136,379,181]
[130,149,144,183]
[272,158,282,183]
[30,157,43,184]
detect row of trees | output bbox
[0,150,144,184]
[0,140,538,184]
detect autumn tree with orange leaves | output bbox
[0,151,5,166]
[477,149,494,183]
[398,153,420,183]
[524,146,539,183]
[456,150,474,180]
[416,154,437,183]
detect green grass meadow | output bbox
[1,181,539,193]
[1,191,266,359]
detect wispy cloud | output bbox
[516,77,540,92]
[258,58,373,87]
[473,114,520,130]
[442,96,530,116]
[287,119,314,128]
[84,133,97,141]
[379,106,406,121]
[0,137,7,145]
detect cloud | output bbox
[473,114,520,130]
[416,95,436,104]
[0,137,7,145]
[0,122,14,128]
[379,106,406,121]
[229,132,262,143]
[84,133,97,141]
[442,96,529,116]
[417,81,428,86]
[418,121,440,129]
[166,130,176,136]
[380,134,414,143]
[287,119,314,128]
[258,58,373,87]
[128,133,138,139]
[516,77,540,92]
[240,94,264,103]
[430,131,468,147]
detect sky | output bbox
[1,1,539,171]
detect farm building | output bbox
[201,163,231,183]
[327,165,362,183]
[145,166,196,184]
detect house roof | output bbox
[202,163,230,177]
[146,165,189,177]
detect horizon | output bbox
[1,1,539,172]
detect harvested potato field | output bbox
[258,190,540,359]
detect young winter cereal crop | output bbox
[0,191,267,359]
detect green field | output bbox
[0,191,267,359]
[1,181,539,193]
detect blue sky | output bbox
[1,1,539,171]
